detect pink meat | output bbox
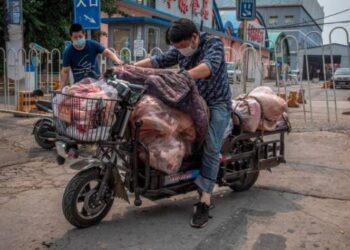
[139,136,187,174]
[258,119,278,131]
[131,95,196,174]
[249,86,287,122]
[68,82,101,96]
[58,79,117,131]
[232,98,261,133]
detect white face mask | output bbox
[178,45,197,57]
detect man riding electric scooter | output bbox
[135,18,232,228]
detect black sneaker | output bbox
[190,202,211,228]
[197,190,215,210]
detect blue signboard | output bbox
[237,0,256,21]
[74,0,101,30]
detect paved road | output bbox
[0,110,350,250]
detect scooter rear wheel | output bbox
[34,119,55,150]
[229,171,259,192]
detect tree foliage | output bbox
[101,0,130,17]
[101,0,118,17]
[22,0,74,50]
[0,1,7,48]
[1,0,122,51]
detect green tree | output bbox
[2,0,125,51]
[101,0,118,17]
[102,0,129,17]
[0,1,6,49]
[22,0,73,50]
[39,0,73,49]
[23,0,46,47]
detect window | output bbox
[136,0,155,8]
[113,28,131,62]
[268,16,278,26]
[285,16,294,25]
[146,27,160,53]
[159,28,169,51]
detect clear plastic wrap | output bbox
[53,77,118,141]
[131,95,196,174]
[66,126,110,142]
[109,65,209,141]
[232,98,261,133]
[232,86,288,133]
[248,86,287,122]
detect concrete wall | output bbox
[257,5,323,70]
[216,0,234,8]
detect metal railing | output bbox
[1,38,348,131]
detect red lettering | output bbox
[191,0,200,14]
[254,29,258,41]
[201,0,209,20]
[165,0,173,8]
[179,0,189,14]
[247,23,264,45]
[170,172,192,182]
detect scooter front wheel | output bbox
[62,168,114,228]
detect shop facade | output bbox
[101,0,270,78]
[101,0,219,58]
[299,43,350,80]
[220,9,270,79]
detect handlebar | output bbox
[107,78,147,93]
[127,82,147,92]
[104,67,147,92]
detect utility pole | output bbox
[5,0,24,91]
[242,20,248,93]
[237,0,256,93]
[5,0,24,57]
[243,20,248,41]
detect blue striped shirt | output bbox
[150,32,232,107]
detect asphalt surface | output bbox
[0,83,350,250]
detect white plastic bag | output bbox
[66,126,110,141]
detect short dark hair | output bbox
[167,18,199,44]
[70,23,84,36]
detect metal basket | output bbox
[52,92,118,143]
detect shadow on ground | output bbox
[50,188,302,250]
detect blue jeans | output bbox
[195,103,231,193]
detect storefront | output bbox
[300,43,350,80]
[101,0,221,60]
[219,9,270,79]
[102,16,170,61]
[100,0,270,72]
